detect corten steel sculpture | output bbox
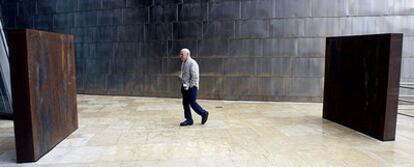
[323,34,403,141]
[0,19,12,118]
[7,29,78,163]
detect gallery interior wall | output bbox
[0,0,413,103]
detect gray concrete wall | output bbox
[1,0,414,102]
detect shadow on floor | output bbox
[0,113,12,120]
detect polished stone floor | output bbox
[0,94,414,167]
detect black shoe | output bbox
[180,120,193,126]
[201,112,209,125]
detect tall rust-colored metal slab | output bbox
[323,34,402,141]
[7,29,78,163]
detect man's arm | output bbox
[189,62,199,88]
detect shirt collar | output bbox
[184,56,192,63]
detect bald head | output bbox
[180,48,191,62]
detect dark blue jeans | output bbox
[182,86,207,123]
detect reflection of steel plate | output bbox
[0,20,12,117]
[8,29,78,163]
[323,34,402,141]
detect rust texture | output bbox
[8,29,78,163]
[323,34,403,141]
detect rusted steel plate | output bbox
[7,29,78,163]
[323,34,403,141]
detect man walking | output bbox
[178,48,209,126]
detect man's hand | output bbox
[177,75,182,82]
[183,84,189,90]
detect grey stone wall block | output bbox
[147,57,163,74]
[161,58,170,74]
[237,19,268,38]
[228,39,262,57]
[153,0,180,5]
[173,22,202,40]
[76,73,85,91]
[102,0,126,9]
[144,40,168,57]
[287,77,322,97]
[18,0,36,16]
[106,74,127,92]
[304,18,328,37]
[272,77,288,97]
[96,26,118,42]
[1,2,18,16]
[85,58,111,75]
[56,0,78,13]
[84,73,107,91]
[150,5,177,23]
[256,58,272,76]
[349,17,379,35]
[311,0,348,17]
[198,38,228,57]
[165,58,181,74]
[199,76,224,99]
[225,57,256,76]
[78,0,102,11]
[37,0,56,15]
[168,39,199,57]
[304,18,344,37]
[2,16,16,28]
[178,3,208,21]
[115,42,142,58]
[95,43,116,60]
[241,0,273,19]
[393,16,414,37]
[146,23,172,40]
[263,38,297,57]
[167,76,181,96]
[53,13,74,28]
[257,77,286,96]
[72,27,97,43]
[374,16,394,34]
[122,8,148,25]
[275,0,311,18]
[403,37,414,58]
[271,58,292,76]
[118,25,145,42]
[401,58,414,78]
[98,9,122,25]
[183,0,202,4]
[256,57,292,77]
[203,21,234,39]
[393,0,414,15]
[297,38,325,57]
[53,28,72,35]
[348,0,392,16]
[256,77,273,96]
[126,0,153,8]
[209,1,240,20]
[76,43,90,60]
[75,11,97,27]
[292,58,324,77]
[197,57,225,75]
[111,57,140,74]
[223,76,257,97]
[270,19,304,37]
[35,15,53,31]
